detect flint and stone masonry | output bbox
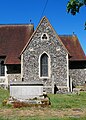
[22,18,68,93]
[69,69,85,86]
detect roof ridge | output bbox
[0,24,33,26]
[59,34,76,37]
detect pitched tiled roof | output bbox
[0,18,85,64]
[59,35,86,60]
[0,24,34,64]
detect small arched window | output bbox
[0,61,5,76]
[40,53,48,77]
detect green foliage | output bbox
[67,0,86,29]
[67,0,84,15]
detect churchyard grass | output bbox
[0,88,9,108]
[0,88,86,120]
[49,92,86,109]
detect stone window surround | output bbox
[41,33,49,41]
[39,51,51,79]
[40,53,48,77]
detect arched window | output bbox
[0,61,5,76]
[40,53,48,77]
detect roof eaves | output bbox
[69,59,86,61]
[20,16,47,55]
[45,18,71,56]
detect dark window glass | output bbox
[40,53,48,77]
[0,61,5,76]
[42,34,47,40]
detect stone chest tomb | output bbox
[10,81,43,99]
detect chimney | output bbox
[29,24,34,33]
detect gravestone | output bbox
[10,81,43,100]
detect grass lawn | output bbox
[0,88,86,120]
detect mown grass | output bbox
[0,88,86,120]
[49,92,86,109]
[0,88,9,108]
[0,116,86,120]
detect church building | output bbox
[0,16,86,93]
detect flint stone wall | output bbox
[8,74,21,83]
[0,77,5,83]
[22,18,68,93]
[69,69,85,86]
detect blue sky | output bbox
[0,0,86,54]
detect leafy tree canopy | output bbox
[67,0,86,15]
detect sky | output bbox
[0,0,86,54]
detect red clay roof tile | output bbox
[0,23,85,64]
[59,35,86,60]
[0,24,34,64]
